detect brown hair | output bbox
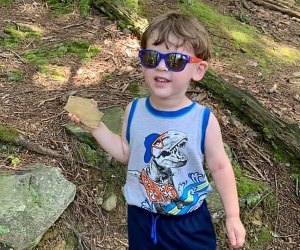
[140,11,211,61]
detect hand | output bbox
[67,113,95,132]
[67,113,81,124]
[226,216,246,249]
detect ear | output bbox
[192,61,208,81]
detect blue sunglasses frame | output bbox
[138,49,202,72]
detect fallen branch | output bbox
[0,124,65,159]
[248,0,300,19]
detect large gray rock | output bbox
[0,165,76,250]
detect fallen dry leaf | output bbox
[64,96,104,129]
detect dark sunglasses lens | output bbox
[140,51,159,68]
[167,53,187,71]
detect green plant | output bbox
[6,155,21,167]
[6,69,23,81]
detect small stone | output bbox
[246,60,258,67]
[102,194,117,211]
[96,196,104,206]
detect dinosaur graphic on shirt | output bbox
[129,130,211,214]
[128,130,189,214]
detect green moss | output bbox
[233,162,268,197]
[0,0,13,6]
[237,176,265,197]
[46,0,75,14]
[6,69,23,81]
[24,41,99,66]
[272,147,288,162]
[181,1,300,73]
[78,143,102,167]
[23,41,100,77]
[99,161,126,199]
[102,74,112,81]
[0,124,19,142]
[65,41,100,58]
[124,0,139,11]
[78,0,91,16]
[39,65,67,81]
[46,0,92,15]
[0,23,42,48]
[262,127,273,140]
[258,226,273,245]
[49,69,65,81]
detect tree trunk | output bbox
[197,70,300,164]
[248,0,300,19]
[93,0,148,37]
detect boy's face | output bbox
[142,30,207,102]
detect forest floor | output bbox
[0,0,300,249]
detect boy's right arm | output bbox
[68,103,131,164]
[91,120,129,164]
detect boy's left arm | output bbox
[204,113,246,249]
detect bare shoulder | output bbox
[206,112,221,134]
[205,110,231,170]
[121,100,136,140]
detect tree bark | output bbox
[93,0,148,38]
[197,70,300,164]
[248,0,300,19]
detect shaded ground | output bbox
[0,0,299,249]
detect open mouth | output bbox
[170,138,187,161]
[154,77,170,83]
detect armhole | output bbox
[126,98,138,144]
[200,107,211,155]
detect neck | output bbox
[149,95,192,111]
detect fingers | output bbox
[227,228,237,248]
[226,220,246,249]
[229,229,246,249]
[67,113,81,123]
[235,229,246,248]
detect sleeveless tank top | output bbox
[124,97,211,215]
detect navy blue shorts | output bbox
[127,200,216,250]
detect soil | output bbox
[0,0,300,249]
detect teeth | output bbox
[156,77,168,82]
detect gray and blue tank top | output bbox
[124,97,212,215]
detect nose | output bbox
[155,57,168,71]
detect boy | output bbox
[69,11,245,250]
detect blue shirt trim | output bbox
[200,108,211,155]
[145,97,196,118]
[126,99,138,143]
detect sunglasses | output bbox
[138,49,202,72]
